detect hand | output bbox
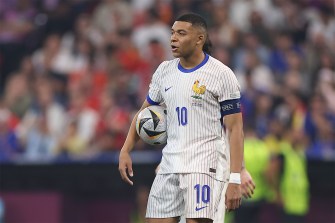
[118,149,134,185]
[241,168,256,199]
[155,164,161,175]
[225,183,242,211]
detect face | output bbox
[170,21,204,58]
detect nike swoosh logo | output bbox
[165,86,172,92]
[195,206,208,211]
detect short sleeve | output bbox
[147,61,166,105]
[217,67,241,102]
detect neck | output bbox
[179,50,205,69]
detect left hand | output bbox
[241,168,256,199]
[225,183,242,211]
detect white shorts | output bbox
[146,173,225,220]
[179,183,228,223]
[213,183,228,223]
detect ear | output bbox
[196,34,205,46]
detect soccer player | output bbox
[119,13,245,223]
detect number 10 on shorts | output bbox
[194,184,210,204]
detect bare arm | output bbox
[119,99,152,185]
[121,100,152,152]
[225,113,244,173]
[224,112,244,211]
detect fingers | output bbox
[119,162,134,185]
[225,197,242,211]
[241,183,248,198]
[119,151,134,185]
[225,187,242,212]
[250,179,256,191]
[247,180,256,196]
[225,195,232,212]
[242,187,249,199]
[242,180,256,199]
[241,184,249,199]
[128,166,134,178]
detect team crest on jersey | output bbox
[191,80,206,100]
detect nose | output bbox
[171,33,177,42]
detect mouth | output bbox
[171,45,178,52]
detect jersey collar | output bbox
[178,53,209,73]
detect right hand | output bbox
[155,164,161,175]
[118,149,134,185]
[241,168,256,199]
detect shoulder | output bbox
[158,58,179,70]
[206,56,237,82]
[206,56,241,95]
[207,56,235,75]
[153,59,179,78]
[151,59,178,85]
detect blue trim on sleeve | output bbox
[178,53,209,73]
[146,95,160,105]
[220,99,241,117]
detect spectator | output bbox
[307,5,335,51]
[239,50,274,94]
[249,10,272,47]
[16,76,66,144]
[67,86,99,144]
[253,91,274,138]
[132,8,172,59]
[315,51,335,113]
[304,94,335,159]
[0,0,333,166]
[270,129,310,223]
[61,13,103,50]
[93,0,133,34]
[0,104,21,162]
[93,89,119,151]
[54,119,87,158]
[233,32,270,71]
[32,33,66,74]
[211,6,238,48]
[269,32,297,76]
[3,73,32,118]
[234,127,271,223]
[283,50,308,96]
[24,114,56,162]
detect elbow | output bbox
[224,113,244,138]
[227,121,244,138]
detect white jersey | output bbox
[147,54,241,181]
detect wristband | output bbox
[229,173,241,184]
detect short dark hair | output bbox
[176,13,208,30]
[176,13,212,55]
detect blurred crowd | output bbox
[0,0,334,164]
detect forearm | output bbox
[121,113,141,153]
[121,100,151,153]
[229,125,244,173]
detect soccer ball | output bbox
[136,105,167,145]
